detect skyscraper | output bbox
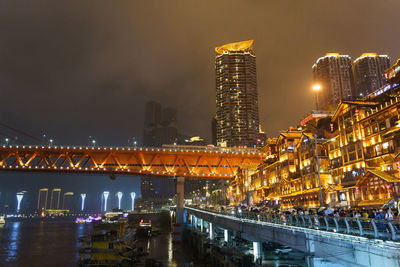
[143,101,162,147]
[312,53,355,109]
[37,188,48,211]
[63,192,75,211]
[141,178,156,199]
[353,53,390,97]
[50,188,61,210]
[142,102,178,200]
[215,40,259,147]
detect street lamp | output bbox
[130,192,136,211]
[103,191,109,212]
[4,138,9,145]
[16,192,23,212]
[49,139,53,146]
[81,193,86,211]
[128,137,137,147]
[313,135,324,207]
[92,140,96,147]
[312,84,322,110]
[117,192,123,210]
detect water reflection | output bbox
[0,220,92,266]
[5,222,20,262]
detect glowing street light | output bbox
[92,140,96,146]
[312,84,322,110]
[312,84,321,91]
[103,191,109,212]
[16,192,23,212]
[117,192,123,210]
[49,139,54,145]
[130,192,136,211]
[80,193,86,211]
[4,138,9,145]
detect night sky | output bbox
[0,1,399,210]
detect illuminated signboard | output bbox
[385,59,400,80]
[374,84,392,97]
[300,113,331,126]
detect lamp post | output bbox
[117,192,123,210]
[130,192,136,211]
[81,194,86,211]
[16,193,23,212]
[103,191,109,212]
[313,135,324,207]
[312,84,321,110]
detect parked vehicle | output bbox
[274,246,292,254]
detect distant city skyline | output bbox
[0,173,140,213]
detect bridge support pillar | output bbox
[209,222,214,240]
[224,229,229,243]
[191,215,195,228]
[200,218,204,232]
[253,241,262,263]
[176,176,185,223]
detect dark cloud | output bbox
[0,0,399,205]
[0,0,399,142]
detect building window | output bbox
[390,116,398,127]
[379,121,386,131]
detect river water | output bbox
[0,219,194,267]
[0,220,92,266]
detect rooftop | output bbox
[215,40,254,55]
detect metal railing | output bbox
[193,208,400,241]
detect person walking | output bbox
[385,208,394,221]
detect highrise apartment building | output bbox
[353,53,390,97]
[215,40,260,147]
[143,101,178,147]
[37,188,48,211]
[312,53,355,109]
[142,101,178,200]
[49,188,61,210]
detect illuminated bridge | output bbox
[0,144,263,179]
[186,207,400,267]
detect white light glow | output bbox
[103,191,109,212]
[117,192,123,210]
[81,194,86,211]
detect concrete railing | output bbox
[195,208,400,241]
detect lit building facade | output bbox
[37,188,48,211]
[313,53,355,109]
[353,53,390,97]
[215,40,259,147]
[50,188,61,210]
[231,59,400,210]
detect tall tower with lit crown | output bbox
[215,40,259,147]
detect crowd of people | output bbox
[285,207,397,221]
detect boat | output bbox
[136,219,152,238]
[78,222,136,266]
[0,216,5,224]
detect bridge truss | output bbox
[0,145,264,179]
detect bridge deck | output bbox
[0,145,263,179]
